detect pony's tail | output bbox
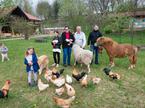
[132,46,139,64]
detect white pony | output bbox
[72,44,93,73]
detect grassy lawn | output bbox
[0,31,145,108]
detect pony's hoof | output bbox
[74,63,76,66]
[128,65,134,70]
[88,69,91,73]
[110,64,115,67]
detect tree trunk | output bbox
[24,34,29,40]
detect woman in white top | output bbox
[74,26,86,48]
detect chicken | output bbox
[72,68,78,76]
[44,69,53,82]
[103,67,121,79]
[103,67,111,75]
[38,55,49,75]
[109,73,121,79]
[81,75,88,87]
[52,68,65,78]
[52,67,58,73]
[92,77,101,84]
[72,68,86,81]
[55,87,65,96]
[66,75,73,84]
[38,79,49,92]
[53,96,75,108]
[0,80,11,98]
[50,76,65,87]
[65,83,75,97]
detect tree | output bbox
[23,0,33,13]
[11,18,35,40]
[52,0,60,19]
[58,0,88,29]
[87,0,113,14]
[116,1,136,12]
[36,1,52,20]
[15,0,33,14]
[0,0,15,8]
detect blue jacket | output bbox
[24,54,39,73]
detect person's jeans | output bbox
[28,71,37,84]
[53,52,60,64]
[90,45,99,64]
[63,47,72,65]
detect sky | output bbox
[30,0,54,8]
[28,0,54,14]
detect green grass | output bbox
[0,31,145,108]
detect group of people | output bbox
[51,25,102,67]
[24,25,102,86]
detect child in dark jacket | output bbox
[24,48,39,86]
[51,31,61,67]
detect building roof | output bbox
[23,11,41,21]
[124,10,145,17]
[0,6,41,21]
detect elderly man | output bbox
[74,26,86,48]
[88,25,102,65]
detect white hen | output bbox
[66,75,73,84]
[92,77,101,84]
[50,77,65,87]
[38,79,49,92]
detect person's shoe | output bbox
[34,81,38,86]
[28,83,32,87]
[68,64,72,66]
[56,64,59,67]
[52,63,56,67]
[63,64,67,67]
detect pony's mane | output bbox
[105,37,118,45]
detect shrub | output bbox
[103,25,113,34]
[102,15,131,34]
[11,17,35,40]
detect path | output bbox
[0,34,49,42]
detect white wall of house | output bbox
[133,17,145,29]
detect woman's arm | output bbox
[82,32,86,48]
[57,37,62,46]
[71,33,75,43]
